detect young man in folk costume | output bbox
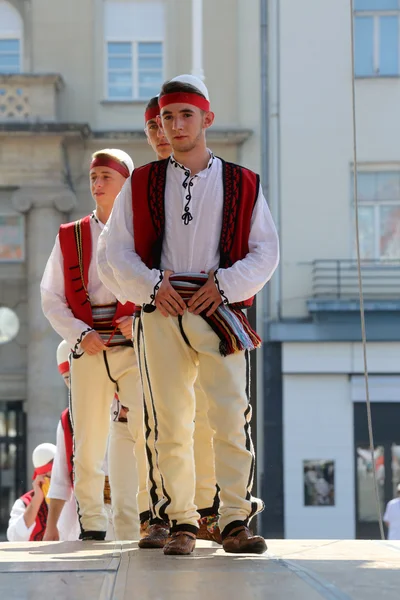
[99,75,280,555]
[41,149,145,541]
[7,443,56,541]
[44,341,139,541]
[98,98,221,547]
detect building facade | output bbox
[264,0,400,540]
[0,0,264,534]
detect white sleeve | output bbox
[40,236,93,349]
[6,499,35,542]
[48,421,73,502]
[214,185,279,304]
[97,221,127,303]
[104,178,163,306]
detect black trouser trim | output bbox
[139,510,151,524]
[136,320,160,515]
[103,351,119,392]
[138,316,172,523]
[149,517,169,527]
[177,314,192,348]
[198,486,220,518]
[79,530,106,541]
[221,520,248,540]
[170,523,198,535]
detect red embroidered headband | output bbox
[145,105,160,124]
[90,156,130,179]
[33,460,54,479]
[159,92,210,112]
[58,361,69,376]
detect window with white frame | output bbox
[354,0,400,77]
[0,1,23,74]
[104,1,165,101]
[352,171,400,260]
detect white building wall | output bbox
[283,374,355,539]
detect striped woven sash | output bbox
[92,303,128,347]
[169,274,261,356]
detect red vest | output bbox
[61,408,74,487]
[58,215,135,326]
[20,491,48,541]
[130,158,260,307]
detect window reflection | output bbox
[357,446,385,521]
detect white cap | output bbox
[92,149,134,175]
[170,74,210,101]
[32,443,56,468]
[56,340,70,366]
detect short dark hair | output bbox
[159,80,206,100]
[145,96,159,111]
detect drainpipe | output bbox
[191,0,204,81]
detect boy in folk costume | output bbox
[99,75,279,555]
[7,443,56,541]
[41,150,145,541]
[98,98,221,547]
[44,341,139,541]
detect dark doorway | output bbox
[0,401,26,539]
[354,402,400,539]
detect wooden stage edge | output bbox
[0,539,399,599]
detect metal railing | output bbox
[311,259,400,300]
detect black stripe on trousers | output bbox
[68,353,84,535]
[137,317,171,523]
[244,351,259,515]
[136,317,162,517]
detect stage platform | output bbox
[0,539,399,599]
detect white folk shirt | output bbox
[384,497,400,540]
[46,420,81,541]
[41,212,118,349]
[98,154,279,306]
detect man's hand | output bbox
[187,271,222,317]
[155,270,187,317]
[43,526,60,542]
[116,316,134,340]
[32,475,46,503]
[80,331,107,355]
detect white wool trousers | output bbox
[69,345,146,534]
[108,420,140,539]
[135,309,263,535]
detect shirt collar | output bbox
[169,150,215,179]
[91,210,105,230]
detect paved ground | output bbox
[0,539,399,599]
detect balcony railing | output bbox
[311,259,400,300]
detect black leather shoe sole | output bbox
[79,530,106,541]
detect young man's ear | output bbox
[203,111,215,130]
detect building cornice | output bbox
[0,73,64,90]
[0,122,90,136]
[92,127,253,145]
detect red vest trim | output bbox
[61,408,74,487]
[20,491,48,541]
[59,215,135,327]
[131,158,259,307]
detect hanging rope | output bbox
[349,0,385,540]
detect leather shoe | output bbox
[140,520,150,539]
[197,514,222,544]
[163,531,196,555]
[138,523,169,548]
[222,526,267,554]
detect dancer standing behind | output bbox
[41,149,144,541]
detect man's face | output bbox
[62,373,70,389]
[145,118,171,159]
[160,103,214,153]
[90,166,126,206]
